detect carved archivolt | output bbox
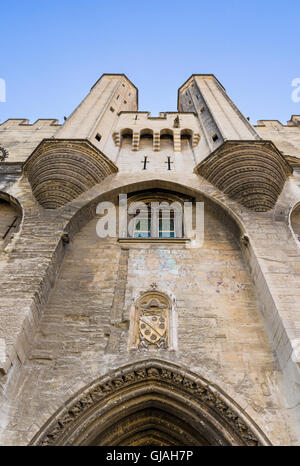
[24,139,118,209]
[30,360,270,446]
[195,140,292,212]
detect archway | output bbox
[10,176,276,448]
[140,129,154,150]
[65,177,244,245]
[30,360,270,446]
[291,202,300,243]
[120,128,133,148]
[0,192,22,249]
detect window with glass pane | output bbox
[159,210,175,238]
[130,198,183,239]
[133,213,151,238]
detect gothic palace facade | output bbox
[0,74,300,445]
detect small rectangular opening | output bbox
[110,107,115,112]
[200,105,205,113]
[212,133,219,142]
[95,133,101,142]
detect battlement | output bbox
[288,115,300,126]
[118,111,196,119]
[255,116,300,128]
[0,119,61,129]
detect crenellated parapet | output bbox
[195,140,292,212]
[24,139,118,209]
[0,119,61,163]
[0,119,60,128]
[255,116,300,158]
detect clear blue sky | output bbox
[1,0,300,124]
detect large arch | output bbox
[1,173,286,446]
[29,360,271,446]
[63,176,245,246]
[290,201,300,244]
[0,191,22,249]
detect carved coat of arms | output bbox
[136,294,169,350]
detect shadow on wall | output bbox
[0,193,22,249]
[291,203,300,243]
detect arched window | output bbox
[160,129,174,141]
[139,129,153,150]
[127,192,184,239]
[120,128,133,147]
[160,129,174,149]
[180,129,193,151]
[180,128,193,141]
[140,128,153,139]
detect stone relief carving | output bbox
[129,291,171,351]
[138,295,168,350]
[31,361,266,446]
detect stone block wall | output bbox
[0,201,292,445]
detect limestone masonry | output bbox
[0,74,300,445]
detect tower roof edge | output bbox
[177,74,226,110]
[91,73,138,108]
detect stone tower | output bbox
[0,73,300,445]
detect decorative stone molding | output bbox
[24,139,118,209]
[30,360,270,446]
[195,140,292,212]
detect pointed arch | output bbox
[30,360,271,446]
[290,201,300,244]
[0,191,22,248]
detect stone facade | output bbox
[0,74,300,445]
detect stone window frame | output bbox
[126,192,185,240]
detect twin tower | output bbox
[25,73,291,212]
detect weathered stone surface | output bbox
[0,74,300,446]
[24,139,118,209]
[194,140,292,212]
